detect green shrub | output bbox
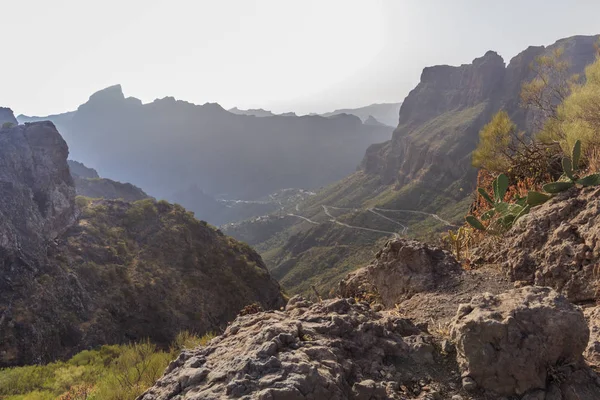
[0,332,215,399]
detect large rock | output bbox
[340,238,461,307]
[0,122,76,264]
[500,187,600,302]
[451,286,596,397]
[140,297,459,400]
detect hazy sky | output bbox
[2,0,600,116]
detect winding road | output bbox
[371,207,456,227]
[284,201,456,238]
[322,205,401,238]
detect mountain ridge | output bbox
[224,34,600,297]
[18,86,392,224]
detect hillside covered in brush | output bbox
[0,119,284,368]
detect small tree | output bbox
[1,122,14,129]
[472,111,521,173]
[521,47,580,132]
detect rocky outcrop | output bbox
[451,287,596,397]
[0,107,18,126]
[497,187,600,302]
[140,296,459,400]
[0,122,76,264]
[142,286,600,399]
[340,239,462,307]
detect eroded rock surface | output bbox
[140,296,461,400]
[499,187,600,302]
[451,286,598,398]
[340,238,461,307]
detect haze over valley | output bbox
[3,2,600,399]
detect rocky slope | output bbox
[146,187,600,397]
[478,186,600,304]
[0,123,285,367]
[224,34,600,298]
[68,160,150,202]
[141,235,600,399]
[18,86,392,224]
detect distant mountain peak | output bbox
[363,115,388,127]
[88,84,125,102]
[228,107,275,117]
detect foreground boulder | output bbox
[499,187,600,302]
[340,238,461,307]
[451,286,599,398]
[141,296,461,400]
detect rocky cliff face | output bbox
[0,123,285,367]
[362,35,599,201]
[0,122,76,265]
[0,107,18,126]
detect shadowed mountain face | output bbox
[0,107,18,126]
[18,88,392,224]
[0,122,285,367]
[224,35,600,297]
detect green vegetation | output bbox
[0,332,215,400]
[469,48,600,237]
[1,122,15,129]
[472,111,521,173]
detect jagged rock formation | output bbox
[140,296,460,400]
[68,160,150,202]
[490,187,600,303]
[0,122,76,265]
[340,239,461,307]
[17,85,392,224]
[0,107,18,126]
[452,287,596,397]
[141,286,600,399]
[0,123,285,367]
